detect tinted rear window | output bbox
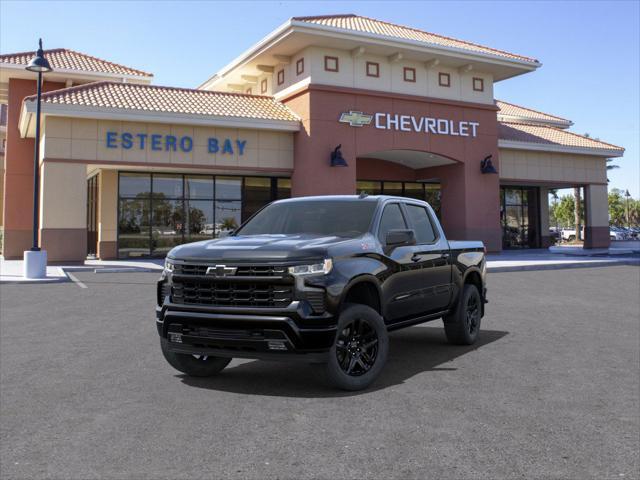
[236,200,377,237]
[404,204,437,243]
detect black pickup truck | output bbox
[157,195,487,390]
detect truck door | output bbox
[401,202,452,313]
[377,202,427,322]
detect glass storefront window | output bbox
[277,178,291,199]
[151,199,184,256]
[243,177,272,220]
[119,173,151,198]
[153,174,183,198]
[403,182,424,200]
[117,173,289,258]
[186,200,215,242]
[356,181,382,195]
[215,177,242,200]
[501,186,539,249]
[185,175,214,199]
[118,198,151,257]
[382,182,403,197]
[425,184,441,218]
[216,200,242,236]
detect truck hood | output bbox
[168,234,356,263]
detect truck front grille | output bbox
[173,264,287,277]
[171,281,293,308]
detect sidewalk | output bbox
[0,257,163,284]
[2,250,637,283]
[486,249,639,273]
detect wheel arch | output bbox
[339,275,383,316]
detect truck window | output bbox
[404,204,436,243]
[378,203,407,243]
[236,200,377,237]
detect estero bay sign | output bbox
[339,111,480,137]
[105,131,248,155]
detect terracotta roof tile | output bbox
[25,81,299,122]
[496,100,571,126]
[0,48,152,77]
[499,122,623,153]
[293,14,539,64]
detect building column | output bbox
[98,170,118,259]
[584,184,610,249]
[539,187,552,247]
[285,91,358,197]
[2,78,65,259]
[39,161,87,262]
[418,160,502,252]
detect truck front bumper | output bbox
[156,300,337,362]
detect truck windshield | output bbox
[236,200,377,237]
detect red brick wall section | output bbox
[2,78,65,259]
[283,86,502,251]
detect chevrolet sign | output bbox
[339,111,373,127]
[339,111,480,137]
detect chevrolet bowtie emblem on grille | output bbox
[206,265,238,277]
[339,111,373,127]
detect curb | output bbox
[488,259,640,273]
[94,267,159,273]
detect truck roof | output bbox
[274,194,423,203]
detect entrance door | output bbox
[87,175,99,257]
[500,186,540,249]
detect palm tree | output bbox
[606,158,619,182]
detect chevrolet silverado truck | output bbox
[157,195,487,390]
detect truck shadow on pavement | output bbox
[179,326,508,397]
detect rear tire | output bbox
[443,284,482,345]
[325,303,388,391]
[160,338,231,377]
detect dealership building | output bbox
[0,14,624,261]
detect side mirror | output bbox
[385,229,416,247]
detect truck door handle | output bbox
[411,254,421,262]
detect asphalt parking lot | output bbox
[1,266,639,479]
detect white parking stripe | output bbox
[66,272,88,289]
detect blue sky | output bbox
[1,0,638,197]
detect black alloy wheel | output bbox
[465,291,480,336]
[443,283,482,345]
[335,318,379,376]
[325,303,389,391]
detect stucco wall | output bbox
[42,117,294,171]
[499,148,607,184]
[272,46,494,105]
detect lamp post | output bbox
[625,189,631,229]
[23,39,52,279]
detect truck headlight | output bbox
[288,259,333,276]
[164,258,175,273]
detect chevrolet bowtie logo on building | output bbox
[339,111,373,127]
[206,265,238,277]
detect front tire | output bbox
[443,284,482,345]
[160,338,231,377]
[325,303,389,391]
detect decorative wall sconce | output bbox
[480,155,498,174]
[330,144,348,167]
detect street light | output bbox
[625,189,631,229]
[23,39,52,279]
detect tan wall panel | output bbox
[499,149,607,184]
[585,184,609,227]
[99,170,118,243]
[39,161,86,229]
[43,118,294,170]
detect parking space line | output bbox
[66,272,88,289]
